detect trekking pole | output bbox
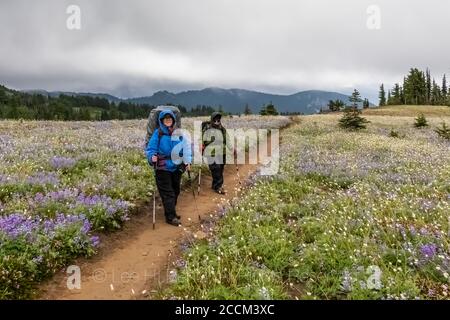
[152,156,159,230]
[234,150,242,186]
[235,163,242,185]
[197,167,202,195]
[152,191,156,230]
[198,142,205,196]
[187,170,201,221]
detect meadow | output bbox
[363,105,450,117]
[0,115,290,299]
[165,107,450,300]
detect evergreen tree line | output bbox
[0,85,229,120]
[0,86,153,121]
[378,68,450,106]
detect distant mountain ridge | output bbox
[22,87,373,114]
[23,90,122,103]
[125,87,362,114]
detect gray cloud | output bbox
[0,0,449,102]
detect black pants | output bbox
[155,170,182,221]
[209,163,225,191]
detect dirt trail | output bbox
[38,161,258,300]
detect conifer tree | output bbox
[426,68,432,104]
[431,80,441,105]
[339,89,370,130]
[442,74,447,99]
[435,122,450,140]
[414,113,428,128]
[379,84,386,106]
[363,98,370,109]
[244,103,252,115]
[392,83,402,105]
[348,89,362,109]
[338,107,370,130]
[264,102,278,115]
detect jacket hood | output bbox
[210,112,222,122]
[158,109,176,134]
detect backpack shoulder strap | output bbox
[158,128,164,137]
[157,127,165,151]
[201,121,211,132]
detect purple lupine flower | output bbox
[173,258,187,269]
[75,195,129,217]
[0,174,18,185]
[0,213,40,241]
[26,189,130,229]
[419,227,429,236]
[50,156,77,170]
[41,213,91,238]
[81,219,92,234]
[418,199,435,212]
[409,226,417,237]
[395,223,407,240]
[27,172,60,186]
[90,235,100,247]
[42,219,57,237]
[32,255,44,264]
[32,188,79,206]
[179,241,192,253]
[106,206,116,216]
[54,213,86,229]
[420,244,437,259]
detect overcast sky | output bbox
[0,0,449,102]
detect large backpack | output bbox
[201,120,211,137]
[145,105,182,147]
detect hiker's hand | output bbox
[185,164,191,171]
[151,155,157,163]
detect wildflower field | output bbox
[0,115,290,299]
[167,108,450,300]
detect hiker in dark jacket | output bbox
[146,110,192,226]
[202,112,233,194]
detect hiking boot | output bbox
[176,214,181,219]
[214,187,226,195]
[166,217,181,226]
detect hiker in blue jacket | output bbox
[146,109,192,226]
